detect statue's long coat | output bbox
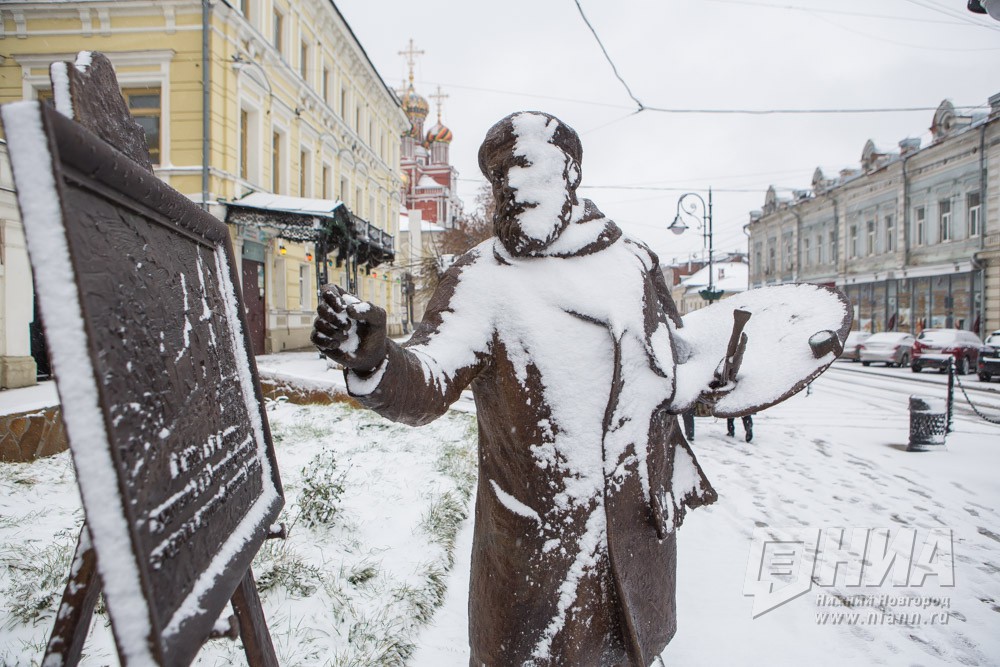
[345,207,717,666]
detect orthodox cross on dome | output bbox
[430,85,448,123]
[398,38,424,85]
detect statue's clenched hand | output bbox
[311,284,387,373]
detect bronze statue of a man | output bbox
[312,111,722,666]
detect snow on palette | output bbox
[675,284,852,417]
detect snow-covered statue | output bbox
[312,111,850,666]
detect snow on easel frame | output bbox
[0,53,284,666]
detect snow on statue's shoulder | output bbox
[673,284,852,417]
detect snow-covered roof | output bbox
[416,174,442,189]
[680,260,748,293]
[230,192,345,216]
[398,213,446,233]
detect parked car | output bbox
[979,330,1000,381]
[911,328,984,374]
[841,331,871,362]
[858,332,915,367]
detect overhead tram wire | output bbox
[421,79,983,116]
[701,0,997,26]
[571,0,646,113]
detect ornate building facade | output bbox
[0,0,410,352]
[748,95,1000,337]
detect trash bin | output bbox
[907,395,947,451]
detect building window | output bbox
[300,41,309,81]
[968,192,981,237]
[816,234,824,264]
[850,224,858,258]
[340,86,347,118]
[803,237,811,267]
[299,149,310,196]
[915,205,925,246]
[120,87,161,165]
[322,66,330,104]
[939,199,952,242]
[753,243,762,278]
[767,246,776,275]
[272,131,282,193]
[240,109,249,180]
[321,164,331,199]
[299,264,310,311]
[828,230,835,263]
[884,214,894,253]
[340,176,349,204]
[355,104,362,133]
[272,8,284,54]
[866,219,875,255]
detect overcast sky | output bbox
[336,0,999,264]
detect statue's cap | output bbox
[478,111,582,179]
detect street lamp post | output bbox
[669,188,723,303]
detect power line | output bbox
[898,0,1000,31]
[571,0,645,112]
[700,0,994,26]
[804,9,1000,51]
[424,79,985,116]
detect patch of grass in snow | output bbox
[436,436,477,501]
[296,449,348,528]
[419,491,467,568]
[1,528,76,626]
[333,606,415,667]
[254,539,325,598]
[345,562,379,587]
[391,563,449,625]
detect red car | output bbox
[911,328,984,374]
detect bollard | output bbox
[907,395,947,451]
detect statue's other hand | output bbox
[311,284,387,373]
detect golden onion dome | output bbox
[402,84,429,116]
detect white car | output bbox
[858,332,916,368]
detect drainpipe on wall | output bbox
[975,122,988,335]
[201,0,211,212]
[902,153,911,267]
[831,194,842,280]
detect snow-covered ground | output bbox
[1,353,998,666]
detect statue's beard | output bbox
[494,191,575,256]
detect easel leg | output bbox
[44,526,101,667]
[231,567,279,667]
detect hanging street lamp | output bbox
[669,188,724,303]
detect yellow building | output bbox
[0,0,409,352]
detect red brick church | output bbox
[398,41,461,228]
